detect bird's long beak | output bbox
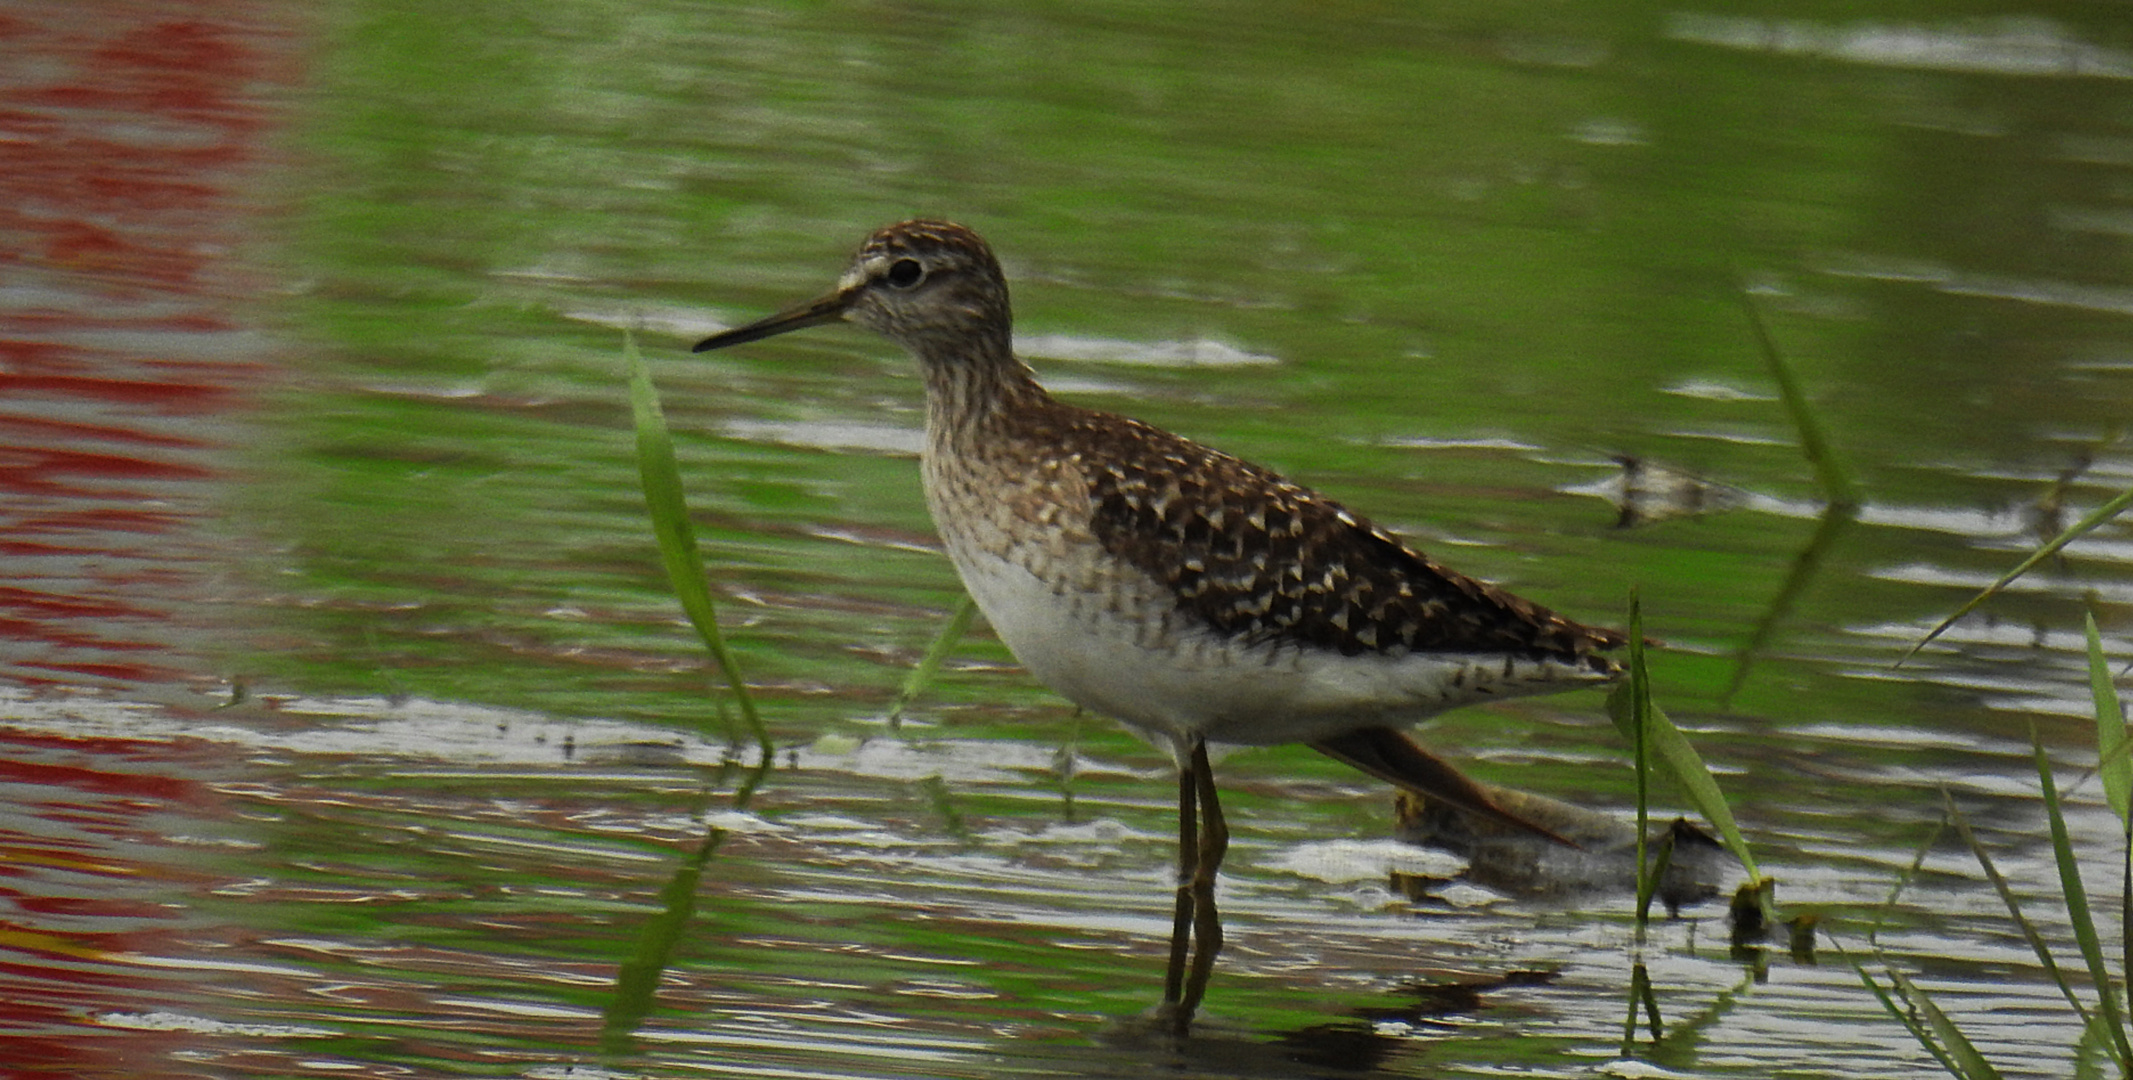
[692,288,856,353]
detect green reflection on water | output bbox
[208,0,2133,1075]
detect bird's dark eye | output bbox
[885,258,925,289]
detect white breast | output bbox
[941,525,1598,750]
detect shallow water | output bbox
[6,2,2133,1077]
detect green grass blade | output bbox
[1607,594,1770,927]
[1834,932,1992,1080]
[1737,282,1861,511]
[1720,505,1856,707]
[2032,722,2133,1068]
[2089,605,2133,1011]
[2088,611,2131,825]
[1615,593,1665,1052]
[1841,942,1967,1079]
[1902,485,2133,665]
[886,594,978,731]
[1636,964,1663,1041]
[1638,829,1678,928]
[1607,675,1762,889]
[603,827,722,1046]
[1887,968,2008,1080]
[1619,962,1662,1051]
[1945,793,2092,1028]
[2123,823,2132,1074]
[625,331,768,761]
[608,334,780,1044]
[1627,591,1654,930]
[1868,808,1944,947]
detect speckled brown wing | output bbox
[1052,408,1624,670]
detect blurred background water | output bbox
[5,2,2133,1077]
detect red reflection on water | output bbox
[0,6,296,690]
[0,724,238,1080]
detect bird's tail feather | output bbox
[1309,726,1580,849]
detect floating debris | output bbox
[1579,454,1748,528]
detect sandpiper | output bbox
[693,219,1626,1030]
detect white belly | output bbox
[943,535,1559,749]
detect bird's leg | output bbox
[1175,739,1226,1029]
[1162,753,1199,1008]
